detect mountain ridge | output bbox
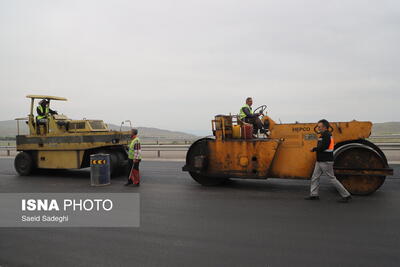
[0,120,198,139]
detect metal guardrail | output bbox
[1,142,399,157]
[0,146,15,156]
[141,145,190,157]
[374,143,400,150]
[369,135,400,139]
[0,145,191,158]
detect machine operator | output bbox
[239,97,268,136]
[36,99,57,124]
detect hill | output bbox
[0,120,197,140]
[107,123,197,140]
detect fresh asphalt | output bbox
[0,158,399,267]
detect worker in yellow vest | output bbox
[36,99,58,134]
[36,99,57,123]
[239,97,268,137]
[125,129,142,186]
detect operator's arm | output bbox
[312,132,330,152]
[242,107,259,118]
[37,107,45,116]
[48,108,58,115]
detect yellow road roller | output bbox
[14,95,131,176]
[183,106,393,195]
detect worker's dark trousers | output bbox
[245,117,265,134]
[127,159,133,175]
[128,159,141,185]
[36,119,48,134]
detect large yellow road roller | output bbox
[14,95,131,176]
[183,106,393,195]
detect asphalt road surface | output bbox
[0,158,399,267]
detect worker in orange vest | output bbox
[305,119,351,203]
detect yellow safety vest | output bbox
[128,137,142,160]
[37,105,49,120]
[239,104,253,120]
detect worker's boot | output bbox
[304,196,320,200]
[124,179,133,186]
[337,196,352,203]
[257,129,268,139]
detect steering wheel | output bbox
[253,105,267,115]
[313,125,334,134]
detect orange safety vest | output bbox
[324,136,335,152]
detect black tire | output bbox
[14,152,34,176]
[185,138,212,165]
[335,139,389,166]
[115,151,130,175]
[109,152,119,177]
[185,138,228,186]
[115,150,128,168]
[334,143,387,195]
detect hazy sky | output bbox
[0,0,399,134]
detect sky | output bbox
[0,0,399,134]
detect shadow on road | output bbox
[190,178,308,196]
[14,168,127,181]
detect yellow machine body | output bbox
[208,116,372,179]
[183,114,393,195]
[14,95,131,175]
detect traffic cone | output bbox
[129,167,135,183]
[132,169,140,185]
